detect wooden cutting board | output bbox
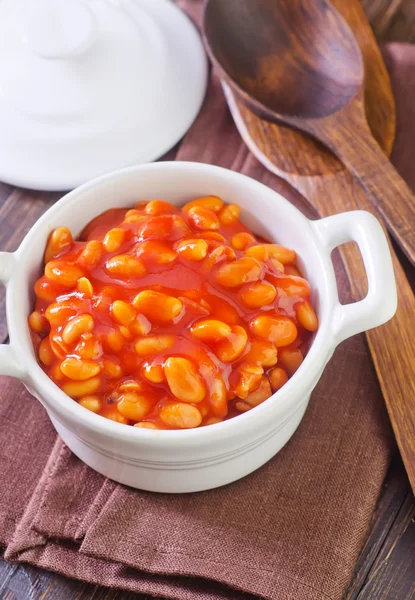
[223,0,415,494]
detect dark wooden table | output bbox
[1,1,415,598]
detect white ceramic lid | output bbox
[0,0,208,190]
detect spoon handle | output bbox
[312,112,415,265]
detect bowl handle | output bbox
[311,211,397,345]
[0,252,26,380]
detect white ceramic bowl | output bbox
[0,162,397,493]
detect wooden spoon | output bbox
[203,0,415,265]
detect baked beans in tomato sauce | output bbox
[29,197,318,429]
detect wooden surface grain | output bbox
[357,494,415,600]
[345,457,410,600]
[1,1,415,599]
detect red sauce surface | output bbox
[29,197,318,429]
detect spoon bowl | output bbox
[204,0,363,120]
[203,0,415,265]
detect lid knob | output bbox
[24,0,97,59]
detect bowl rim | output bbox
[8,161,335,446]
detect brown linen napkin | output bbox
[1,10,414,600]
[3,321,391,600]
